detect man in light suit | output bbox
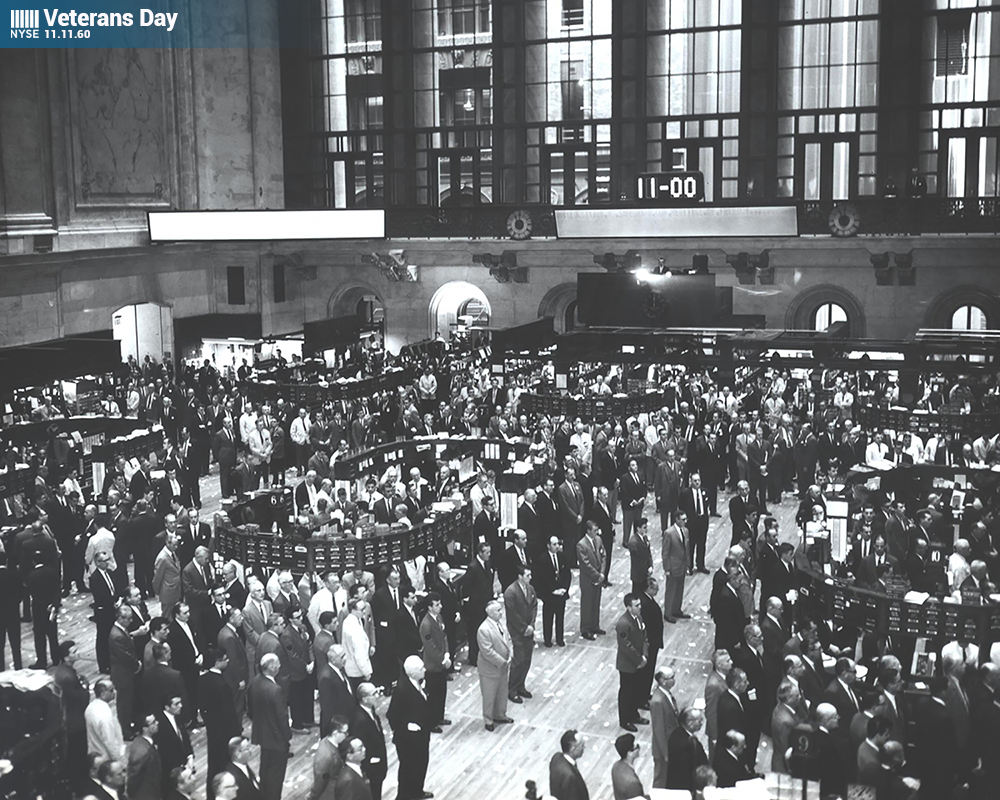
[770,680,803,774]
[549,729,590,800]
[180,545,215,634]
[152,532,183,617]
[249,653,291,800]
[557,466,585,569]
[704,649,732,760]
[576,521,606,640]
[477,600,513,731]
[615,593,649,731]
[504,565,538,703]
[217,607,249,720]
[650,667,681,789]
[662,510,690,623]
[242,579,272,676]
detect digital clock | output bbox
[636,171,705,204]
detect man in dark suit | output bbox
[462,541,495,667]
[318,645,359,739]
[218,607,249,719]
[822,657,862,726]
[678,473,710,574]
[711,561,746,653]
[169,602,205,725]
[200,647,242,793]
[334,737,374,800]
[143,640,189,719]
[534,535,570,648]
[110,604,141,736]
[732,624,767,759]
[473,496,501,553]
[249,653,291,800]
[517,489,544,562]
[549,729,590,800]
[213,418,238,498]
[760,596,787,703]
[666,708,709,791]
[497,529,532,591]
[716,669,754,768]
[808,703,849,799]
[855,534,899,589]
[20,520,61,668]
[627,517,653,594]
[615,593,649,731]
[713,730,757,788]
[181,546,215,634]
[52,641,90,791]
[386,656,434,800]
[91,551,126,673]
[589,487,616,585]
[351,682,388,800]
[619,458,646,548]
[914,678,958,798]
[369,567,402,688]
[638,577,664,700]
[127,714,163,800]
[536,478,559,542]
[394,587,423,664]
[154,695,194,780]
[218,736,263,800]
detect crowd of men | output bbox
[4,349,1000,800]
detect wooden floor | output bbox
[48,469,803,800]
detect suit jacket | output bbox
[249,674,290,752]
[533,549,571,601]
[588,501,614,543]
[611,760,645,800]
[770,702,798,773]
[218,623,249,698]
[332,765,373,800]
[152,547,183,611]
[476,617,511,678]
[199,669,241,758]
[650,686,680,764]
[242,596,272,667]
[666,728,708,790]
[504,580,538,641]
[517,502,544,557]
[386,676,434,744]
[220,761,263,800]
[704,670,729,744]
[661,523,688,577]
[419,612,449,672]
[628,530,653,587]
[943,675,970,752]
[497,544,532,591]
[556,480,585,536]
[109,624,139,686]
[614,611,647,673]
[394,605,423,663]
[822,678,861,727]
[127,735,162,800]
[619,470,645,509]
[717,690,749,744]
[856,553,900,589]
[639,590,664,651]
[141,662,187,718]
[712,585,746,652]
[473,510,500,551]
[714,747,754,788]
[180,559,214,622]
[154,712,193,775]
[462,557,495,613]
[576,533,605,589]
[549,752,589,800]
[350,705,388,788]
[318,668,358,735]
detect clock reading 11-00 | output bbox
[636,171,705,204]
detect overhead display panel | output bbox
[554,206,798,238]
[147,209,386,242]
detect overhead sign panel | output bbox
[554,206,799,238]
[147,209,386,242]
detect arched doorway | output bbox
[537,282,578,333]
[327,284,385,327]
[428,281,492,339]
[112,302,173,365]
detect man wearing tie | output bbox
[386,656,435,800]
[477,600,514,731]
[219,736,263,800]
[557,467,585,569]
[250,653,290,800]
[351,683,388,800]
[213,418,238,499]
[498,529,532,591]
[620,459,647,548]
[504,566,538,704]
[662,510,690,624]
[650,667,681,789]
[549,730,590,800]
[181,546,215,634]
[590,487,616,586]
[615,594,649,732]
[627,517,653,594]
[576,521,606,641]
[679,473,710,575]
[370,568,403,691]
[534,536,570,648]
[92,551,126,673]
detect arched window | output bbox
[812,302,847,331]
[565,300,580,332]
[951,304,987,331]
[458,298,490,327]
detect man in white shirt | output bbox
[308,572,348,634]
[570,420,594,476]
[341,599,373,685]
[86,679,126,763]
[865,431,890,465]
[289,407,311,477]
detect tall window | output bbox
[951,304,987,330]
[561,61,586,119]
[438,0,491,37]
[813,301,847,331]
[937,10,971,76]
[346,0,381,44]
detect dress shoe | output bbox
[545,642,553,648]
[291,727,308,734]
[485,723,496,732]
[418,792,435,798]
[687,568,695,576]
[634,716,649,725]
[675,612,691,619]
[430,726,443,733]
[496,717,514,724]
[438,719,452,725]
[582,632,597,640]
[557,641,566,647]
[621,722,638,732]
[28,662,46,670]
[639,702,651,711]
[596,628,607,635]
[519,689,533,699]
[508,694,523,704]
[601,580,613,588]
[664,617,677,624]
[698,567,710,575]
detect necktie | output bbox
[552,553,558,572]
[391,588,398,609]
[695,490,702,517]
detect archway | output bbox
[785,284,867,338]
[428,281,492,339]
[924,285,1000,330]
[537,282,579,333]
[327,283,385,325]
[112,302,173,364]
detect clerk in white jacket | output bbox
[341,597,373,686]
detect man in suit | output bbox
[218,736,263,800]
[213,418,238,498]
[386,655,434,800]
[638,577,664,700]
[308,714,348,800]
[576,520,605,640]
[477,600,513,731]
[21,519,61,668]
[760,596,787,703]
[615,593,649,732]
[704,649,732,760]
[333,737,374,800]
[713,730,757,788]
[242,579,272,676]
[717,668,755,768]
[497,529,532,591]
[419,593,451,728]
[218,607,249,719]
[549,729,590,800]
[369,566,403,688]
[504,565,538,704]
[557,466,585,568]
[180,545,215,633]
[169,602,205,726]
[650,667,681,789]
[110,604,141,737]
[462,541,495,668]
[517,489,544,561]
[318,644,359,737]
[619,458,646,548]
[155,695,194,780]
[53,641,90,791]
[352,683,388,800]
[732,624,768,760]
[92,551,126,673]
[611,733,646,800]
[153,531,183,618]
[127,714,163,800]
[473,495,501,553]
[822,657,862,726]
[394,586,423,665]
[654,445,682,531]
[627,516,653,594]
[662,510,690,623]
[808,703,849,799]
[855,534,899,589]
[589,487,616,585]
[250,653,291,800]
[678,472,710,574]
[729,482,756,546]
[770,680,803,774]
[666,708,708,791]
[711,560,747,653]
[534,535,570,648]
[200,647,242,792]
